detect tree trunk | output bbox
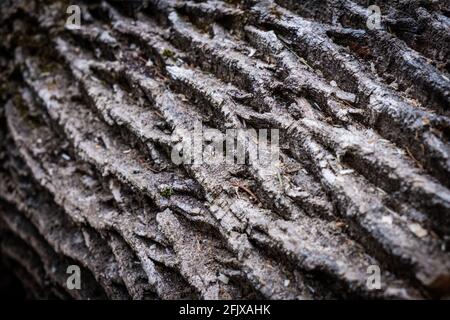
[0,0,449,299]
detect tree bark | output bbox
[0,0,449,299]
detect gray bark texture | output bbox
[0,0,449,299]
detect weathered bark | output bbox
[0,0,449,299]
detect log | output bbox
[0,0,449,299]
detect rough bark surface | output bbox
[0,0,449,299]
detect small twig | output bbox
[153,110,164,118]
[231,182,258,201]
[278,35,314,71]
[277,170,284,189]
[405,147,423,169]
